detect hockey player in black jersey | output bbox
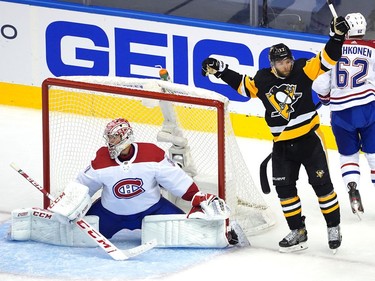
[202,16,350,253]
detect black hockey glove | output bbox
[201,58,228,78]
[330,16,350,42]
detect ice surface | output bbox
[1,105,375,281]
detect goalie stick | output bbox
[10,162,157,261]
[260,153,272,194]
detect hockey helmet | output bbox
[345,13,367,37]
[268,43,294,66]
[103,118,134,159]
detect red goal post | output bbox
[41,76,274,236]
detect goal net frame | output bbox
[41,76,275,236]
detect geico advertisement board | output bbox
[0,0,330,122]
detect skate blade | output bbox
[354,211,362,221]
[279,242,308,253]
[351,204,363,221]
[332,248,338,255]
[230,220,251,247]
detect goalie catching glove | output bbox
[48,182,92,224]
[201,58,227,78]
[187,192,230,220]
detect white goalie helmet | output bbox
[345,13,367,37]
[103,118,134,159]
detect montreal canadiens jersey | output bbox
[312,39,375,111]
[76,142,194,215]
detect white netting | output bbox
[43,76,275,236]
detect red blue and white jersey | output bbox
[313,39,375,111]
[76,142,194,215]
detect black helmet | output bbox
[269,43,293,65]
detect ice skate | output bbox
[229,220,251,247]
[348,182,363,220]
[328,225,342,254]
[279,216,308,253]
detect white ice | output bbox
[1,105,375,281]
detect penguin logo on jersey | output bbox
[316,170,325,178]
[266,84,302,120]
[113,178,145,199]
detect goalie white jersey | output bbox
[76,142,194,215]
[313,39,375,111]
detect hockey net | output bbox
[41,76,275,236]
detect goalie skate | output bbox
[229,220,251,247]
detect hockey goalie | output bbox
[10,118,241,248]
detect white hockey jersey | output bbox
[76,142,194,215]
[312,39,375,111]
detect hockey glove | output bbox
[48,182,92,224]
[187,192,230,220]
[330,16,350,41]
[201,58,228,78]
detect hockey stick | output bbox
[326,0,338,18]
[260,153,272,194]
[10,162,157,261]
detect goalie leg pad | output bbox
[141,214,229,248]
[10,207,99,247]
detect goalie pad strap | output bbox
[141,214,229,248]
[10,207,99,247]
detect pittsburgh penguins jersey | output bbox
[312,39,375,111]
[76,142,194,215]
[220,38,343,142]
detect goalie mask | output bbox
[103,118,134,159]
[345,13,367,37]
[269,43,294,78]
